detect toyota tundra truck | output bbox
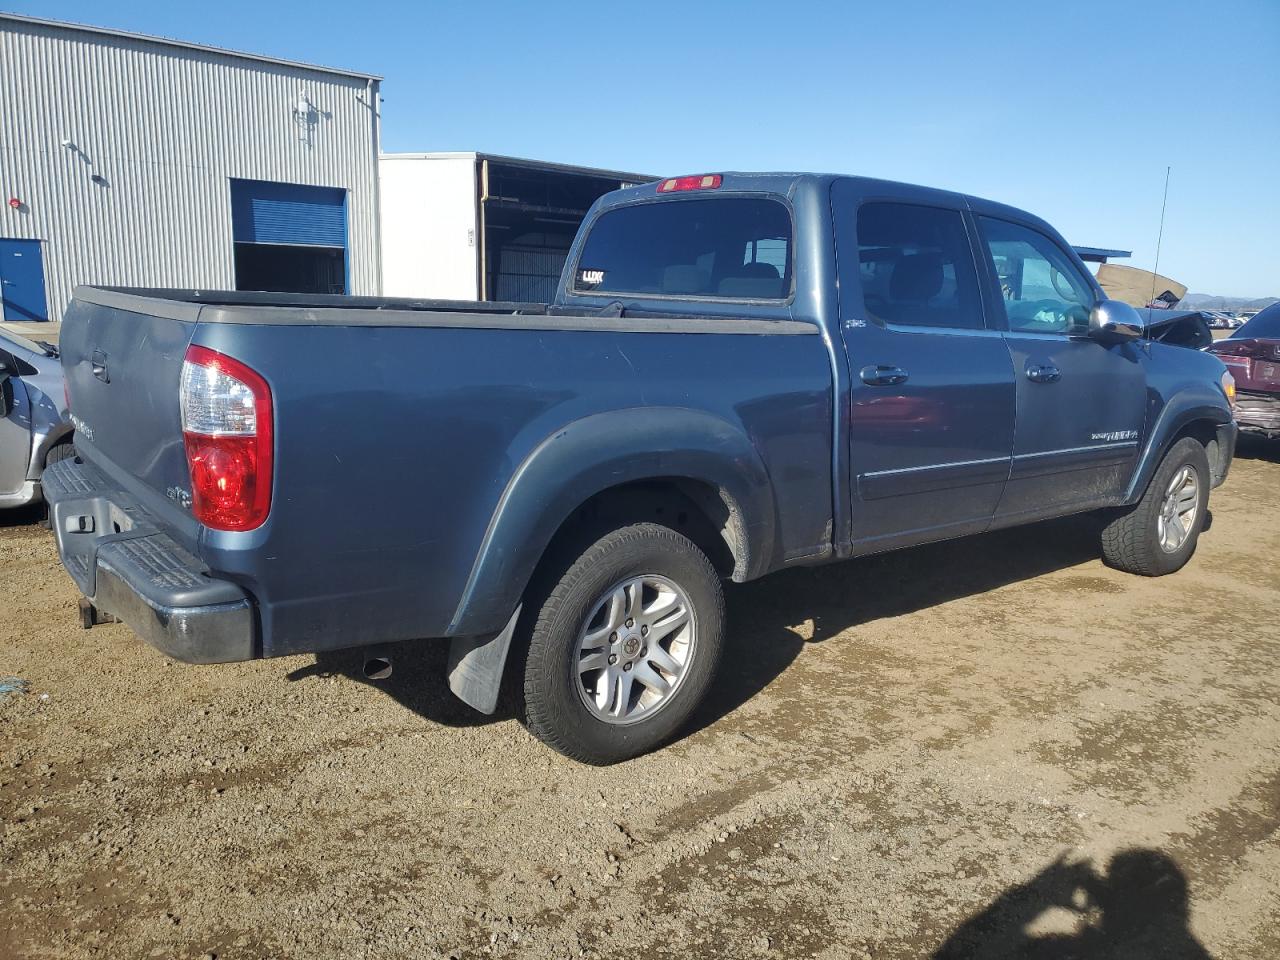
[45,172,1237,764]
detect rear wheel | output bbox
[520,522,724,765]
[1101,437,1210,576]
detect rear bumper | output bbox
[1235,390,1280,439]
[42,457,257,663]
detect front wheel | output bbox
[520,522,725,765]
[1101,437,1210,576]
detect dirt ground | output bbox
[2,442,1278,960]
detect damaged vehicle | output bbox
[1140,309,1215,350]
[43,172,1237,764]
[1209,302,1280,439]
[0,328,74,509]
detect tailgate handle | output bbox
[91,350,110,383]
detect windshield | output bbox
[1233,303,1280,339]
[572,197,792,300]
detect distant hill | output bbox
[1179,293,1279,312]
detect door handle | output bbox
[1025,363,1061,384]
[860,364,909,387]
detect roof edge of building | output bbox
[0,12,382,81]
[380,151,655,183]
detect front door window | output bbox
[977,218,1094,334]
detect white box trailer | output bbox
[379,153,652,303]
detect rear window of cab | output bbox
[1235,302,1280,339]
[572,197,792,301]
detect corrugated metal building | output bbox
[0,13,381,323]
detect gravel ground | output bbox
[2,441,1278,959]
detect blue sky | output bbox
[11,0,1280,296]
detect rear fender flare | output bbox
[447,407,776,637]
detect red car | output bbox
[1209,303,1280,439]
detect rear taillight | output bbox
[1212,339,1255,381]
[179,344,273,531]
[657,174,722,193]
[1212,338,1261,358]
[1219,354,1251,380]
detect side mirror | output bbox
[1089,300,1145,342]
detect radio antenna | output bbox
[1150,165,1171,306]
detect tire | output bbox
[44,441,76,466]
[1101,437,1210,576]
[39,443,76,528]
[520,522,725,765]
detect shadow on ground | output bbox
[683,512,1110,737]
[299,512,1116,737]
[933,848,1212,959]
[0,504,45,529]
[286,640,492,728]
[1234,435,1280,464]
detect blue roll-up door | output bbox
[230,179,347,247]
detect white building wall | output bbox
[378,155,479,301]
[0,15,381,322]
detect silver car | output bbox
[0,328,73,508]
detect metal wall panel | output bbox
[0,16,381,322]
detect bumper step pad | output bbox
[43,457,256,663]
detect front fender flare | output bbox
[1125,385,1231,503]
[447,407,777,637]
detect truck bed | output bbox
[80,286,816,334]
[57,285,832,660]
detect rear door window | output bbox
[573,197,792,300]
[855,202,985,330]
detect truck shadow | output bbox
[294,512,1121,734]
[930,847,1212,959]
[0,504,46,528]
[287,640,492,728]
[682,513,1108,739]
[1234,435,1280,464]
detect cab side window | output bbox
[856,202,985,330]
[977,217,1095,334]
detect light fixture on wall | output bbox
[292,92,317,148]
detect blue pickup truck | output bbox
[46,172,1237,764]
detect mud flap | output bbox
[446,605,521,715]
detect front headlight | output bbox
[1221,370,1236,413]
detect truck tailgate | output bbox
[60,292,201,549]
